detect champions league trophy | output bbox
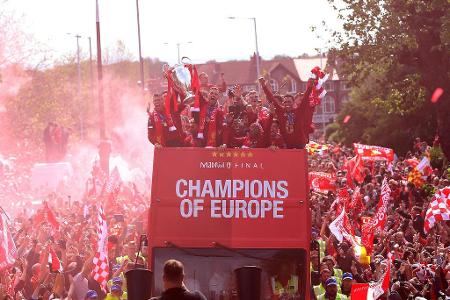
[163,57,195,105]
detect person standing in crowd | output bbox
[150,259,207,300]
[317,278,348,300]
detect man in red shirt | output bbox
[197,86,225,147]
[259,77,314,149]
[147,93,183,147]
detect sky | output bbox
[6,0,341,65]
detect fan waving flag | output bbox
[424,186,450,233]
[92,205,109,291]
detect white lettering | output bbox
[277,181,289,198]
[247,200,260,218]
[180,199,193,218]
[210,200,221,218]
[176,179,188,198]
[232,180,244,198]
[273,200,284,218]
[201,180,214,198]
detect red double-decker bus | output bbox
[148,148,311,299]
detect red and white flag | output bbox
[353,143,394,162]
[416,156,433,177]
[350,256,391,299]
[92,205,109,291]
[374,177,391,230]
[424,186,450,233]
[33,202,60,230]
[0,213,17,270]
[104,166,122,195]
[48,246,63,273]
[309,172,336,194]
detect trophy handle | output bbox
[181,56,192,65]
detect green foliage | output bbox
[429,146,445,169]
[4,42,167,149]
[324,0,450,157]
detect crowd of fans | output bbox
[0,161,150,300]
[308,141,450,300]
[0,71,448,300]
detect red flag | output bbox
[48,246,63,273]
[346,155,365,184]
[361,220,376,255]
[309,172,336,194]
[0,213,17,270]
[348,187,364,215]
[353,143,394,162]
[350,283,370,300]
[343,115,351,123]
[34,202,60,230]
[374,178,391,230]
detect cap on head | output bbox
[325,277,338,286]
[112,277,123,284]
[111,284,122,292]
[342,272,353,281]
[85,290,98,299]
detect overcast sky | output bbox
[7,0,341,65]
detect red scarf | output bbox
[153,112,166,146]
[204,106,219,147]
[163,70,178,132]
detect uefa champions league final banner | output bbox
[149,148,310,248]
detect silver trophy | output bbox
[163,57,195,105]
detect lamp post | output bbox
[67,33,84,140]
[88,36,94,109]
[96,0,110,175]
[228,17,260,91]
[163,42,192,64]
[135,0,144,90]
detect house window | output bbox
[322,96,335,114]
[324,82,334,91]
[290,79,297,93]
[270,79,278,92]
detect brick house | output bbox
[196,54,350,138]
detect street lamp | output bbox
[66,33,84,140]
[135,0,144,91]
[96,0,111,176]
[163,42,192,64]
[228,16,260,90]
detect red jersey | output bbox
[199,103,225,147]
[147,106,184,147]
[261,84,313,149]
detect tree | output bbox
[325,0,450,158]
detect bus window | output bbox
[152,248,307,300]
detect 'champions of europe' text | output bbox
[175,179,288,219]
